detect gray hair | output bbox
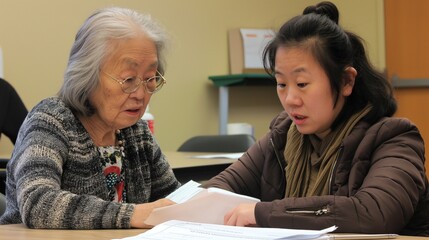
[58,7,168,116]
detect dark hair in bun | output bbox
[303,1,339,24]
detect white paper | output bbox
[191,152,244,159]
[165,180,203,204]
[240,29,275,69]
[145,180,260,226]
[113,220,337,240]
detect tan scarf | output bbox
[284,105,372,197]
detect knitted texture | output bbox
[0,97,180,229]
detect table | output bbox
[0,224,146,240]
[1,155,427,240]
[0,224,427,240]
[164,151,238,183]
[208,73,275,134]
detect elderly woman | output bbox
[0,7,180,229]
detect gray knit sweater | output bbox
[0,97,180,229]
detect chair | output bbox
[177,134,256,153]
[0,192,5,217]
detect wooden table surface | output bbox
[0,223,145,240]
[0,223,427,240]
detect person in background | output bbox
[0,7,180,229]
[0,78,27,195]
[0,78,27,144]
[204,1,429,236]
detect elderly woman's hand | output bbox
[130,198,175,228]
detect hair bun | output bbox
[302,1,339,24]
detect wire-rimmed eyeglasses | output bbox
[103,70,166,94]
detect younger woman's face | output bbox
[274,46,355,139]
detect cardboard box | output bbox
[228,28,275,74]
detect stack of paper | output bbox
[132,181,397,240]
[190,152,244,159]
[114,220,337,240]
[145,180,259,226]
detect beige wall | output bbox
[0,0,384,157]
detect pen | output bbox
[327,234,398,239]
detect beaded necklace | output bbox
[98,129,127,202]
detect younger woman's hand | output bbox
[224,203,257,227]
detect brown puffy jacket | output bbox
[204,111,429,236]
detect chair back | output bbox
[177,134,256,153]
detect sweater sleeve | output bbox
[5,100,135,229]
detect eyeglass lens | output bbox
[122,76,164,93]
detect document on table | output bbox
[113,220,337,240]
[190,152,244,159]
[145,180,260,226]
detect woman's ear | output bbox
[342,67,357,97]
